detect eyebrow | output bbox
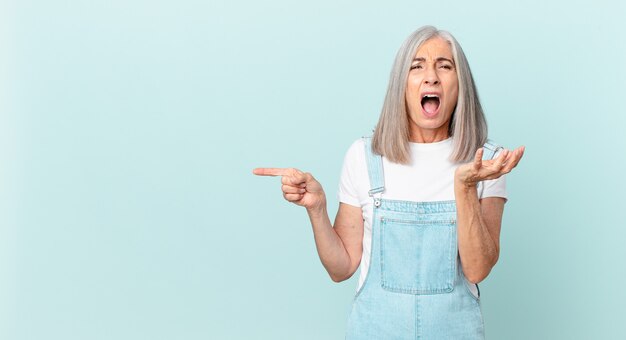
[412,57,455,64]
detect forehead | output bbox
[414,37,453,59]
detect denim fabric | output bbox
[345,138,486,339]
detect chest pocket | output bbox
[379,217,457,294]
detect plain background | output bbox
[1,0,625,339]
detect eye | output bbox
[410,64,423,70]
[439,64,453,70]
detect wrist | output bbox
[306,201,328,218]
[455,177,477,188]
[454,167,478,189]
[454,174,479,195]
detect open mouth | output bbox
[421,94,440,116]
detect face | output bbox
[405,37,459,142]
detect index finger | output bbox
[253,168,289,176]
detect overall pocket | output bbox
[380,217,456,294]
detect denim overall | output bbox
[345,138,502,340]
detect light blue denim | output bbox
[345,138,501,339]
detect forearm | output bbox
[454,181,499,283]
[306,205,353,282]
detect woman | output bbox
[254,25,524,339]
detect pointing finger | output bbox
[253,168,289,177]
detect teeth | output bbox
[423,94,439,98]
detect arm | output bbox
[455,188,504,283]
[454,146,525,283]
[253,167,364,282]
[307,202,364,282]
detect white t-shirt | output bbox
[337,137,507,292]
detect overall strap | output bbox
[482,139,503,160]
[362,137,385,197]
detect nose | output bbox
[424,67,440,85]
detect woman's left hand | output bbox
[455,146,525,187]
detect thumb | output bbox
[473,148,483,171]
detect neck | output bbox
[409,127,450,143]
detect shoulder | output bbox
[338,138,371,204]
[343,138,367,161]
[349,137,367,151]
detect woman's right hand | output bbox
[253,168,326,212]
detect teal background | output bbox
[1,0,625,339]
